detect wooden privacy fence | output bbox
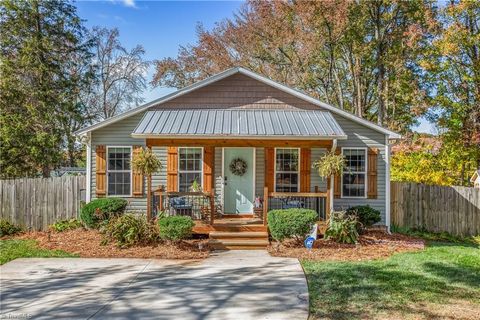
[0,176,86,231]
[391,181,480,236]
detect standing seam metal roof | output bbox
[132,109,346,138]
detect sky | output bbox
[75,0,434,134]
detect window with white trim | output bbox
[107,147,131,196]
[342,148,366,197]
[275,148,299,192]
[178,147,203,192]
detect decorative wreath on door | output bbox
[229,158,248,176]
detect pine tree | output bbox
[0,0,93,177]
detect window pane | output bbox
[344,149,365,172]
[342,173,365,197]
[276,173,298,192]
[108,172,131,196]
[179,148,202,172]
[276,149,299,172]
[179,172,201,192]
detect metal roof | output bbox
[132,109,347,139]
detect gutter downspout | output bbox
[385,136,391,234]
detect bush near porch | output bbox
[80,198,128,228]
[267,208,318,243]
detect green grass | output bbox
[303,239,480,319]
[391,224,480,245]
[0,239,77,265]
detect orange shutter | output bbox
[334,147,341,198]
[166,147,178,192]
[367,148,378,199]
[203,146,214,193]
[132,146,144,197]
[300,148,311,192]
[96,145,106,197]
[265,147,275,192]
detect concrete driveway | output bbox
[0,251,308,320]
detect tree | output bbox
[83,27,149,120]
[151,0,434,133]
[0,0,93,178]
[423,0,480,185]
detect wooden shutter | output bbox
[300,148,311,192]
[265,147,275,192]
[367,148,378,199]
[166,147,178,192]
[334,147,341,198]
[132,146,144,197]
[95,145,106,197]
[203,146,214,193]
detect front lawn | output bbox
[303,241,480,319]
[0,239,77,265]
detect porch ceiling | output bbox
[131,109,347,140]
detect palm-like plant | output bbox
[132,147,163,220]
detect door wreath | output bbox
[229,158,247,176]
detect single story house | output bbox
[76,67,400,247]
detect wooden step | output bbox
[208,239,269,250]
[209,231,268,240]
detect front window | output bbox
[275,148,299,192]
[342,148,366,197]
[107,147,131,196]
[178,147,203,192]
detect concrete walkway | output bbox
[0,251,308,320]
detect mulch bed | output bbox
[14,229,211,260]
[268,230,425,261]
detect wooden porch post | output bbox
[326,177,331,221]
[146,145,152,221]
[263,186,269,226]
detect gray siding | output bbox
[90,111,167,212]
[333,114,387,223]
[311,148,328,192]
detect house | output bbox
[471,170,480,188]
[76,67,400,248]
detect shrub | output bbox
[0,219,22,237]
[49,218,83,232]
[267,209,318,242]
[325,211,359,244]
[158,216,195,242]
[80,198,128,228]
[346,205,381,227]
[103,213,159,248]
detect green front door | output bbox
[224,148,254,214]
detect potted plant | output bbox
[312,151,346,178]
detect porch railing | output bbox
[151,187,215,224]
[263,186,330,224]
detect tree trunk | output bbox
[377,62,385,126]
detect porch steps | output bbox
[208,231,269,250]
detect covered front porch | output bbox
[131,109,346,234]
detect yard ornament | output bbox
[304,224,318,250]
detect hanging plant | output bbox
[312,151,346,178]
[229,158,248,176]
[131,147,163,176]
